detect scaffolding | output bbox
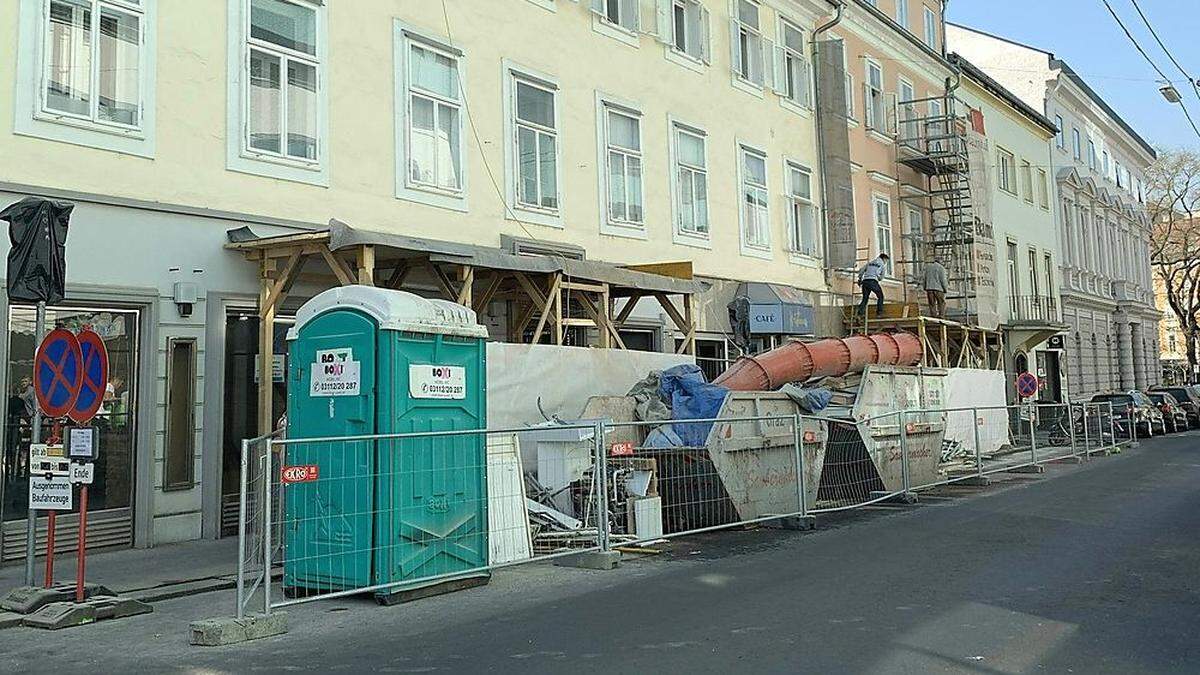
[894,94,998,330]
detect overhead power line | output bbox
[1127,0,1200,100]
[1100,0,1200,141]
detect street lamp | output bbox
[1160,84,1182,103]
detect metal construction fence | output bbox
[235,402,1134,615]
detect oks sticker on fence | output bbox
[310,348,361,397]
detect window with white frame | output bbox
[786,163,818,257]
[404,38,462,194]
[1116,162,1125,188]
[904,205,923,274]
[873,195,893,275]
[777,19,811,108]
[1087,139,1096,170]
[928,96,943,151]
[673,123,709,237]
[997,147,1015,194]
[1028,247,1040,298]
[603,104,644,226]
[244,0,320,163]
[922,6,937,48]
[1020,159,1033,203]
[590,0,639,32]
[864,59,884,130]
[513,75,559,211]
[897,0,909,28]
[842,44,856,120]
[1055,115,1064,149]
[667,0,710,62]
[1072,127,1081,160]
[740,146,770,250]
[42,0,145,129]
[731,0,766,86]
[898,77,917,141]
[1102,149,1109,178]
[1037,168,1049,209]
[1043,252,1054,300]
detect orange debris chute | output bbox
[712,333,922,391]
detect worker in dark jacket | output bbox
[856,252,889,320]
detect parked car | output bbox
[1146,391,1188,433]
[1150,386,1200,428]
[1090,391,1164,437]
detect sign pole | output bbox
[75,484,87,603]
[24,300,46,586]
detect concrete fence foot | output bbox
[958,476,991,487]
[190,612,289,646]
[764,515,817,531]
[1006,464,1045,474]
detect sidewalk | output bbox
[0,537,239,601]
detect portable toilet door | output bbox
[283,298,378,593]
[374,298,490,595]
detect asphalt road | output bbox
[5,433,1199,673]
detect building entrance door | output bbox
[0,305,139,561]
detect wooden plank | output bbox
[620,261,694,280]
[356,245,375,286]
[681,293,696,355]
[578,291,626,349]
[514,272,549,308]
[532,273,561,345]
[257,259,277,436]
[475,272,506,312]
[456,265,475,307]
[262,249,303,314]
[319,247,354,286]
[612,292,643,328]
[561,280,607,293]
[553,277,564,346]
[654,293,689,333]
[385,262,411,289]
[429,263,458,301]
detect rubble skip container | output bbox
[283,286,490,598]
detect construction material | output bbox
[714,333,922,391]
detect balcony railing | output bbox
[1009,295,1060,324]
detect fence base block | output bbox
[764,515,817,531]
[1053,456,1084,464]
[554,551,621,570]
[190,612,288,646]
[375,575,489,606]
[1006,464,1046,474]
[1,583,114,615]
[958,476,991,487]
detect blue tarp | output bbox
[655,364,729,447]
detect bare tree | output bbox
[1147,147,1200,378]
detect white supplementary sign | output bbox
[29,444,69,476]
[410,365,466,400]
[68,427,95,459]
[69,462,94,485]
[29,476,72,510]
[311,348,361,397]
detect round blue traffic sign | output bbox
[1015,371,1039,399]
[69,328,109,423]
[34,328,83,418]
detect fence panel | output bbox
[603,415,805,543]
[811,412,908,512]
[236,433,275,619]
[1032,403,1076,463]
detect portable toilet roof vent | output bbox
[287,285,488,339]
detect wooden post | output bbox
[553,276,564,346]
[258,258,277,436]
[597,284,611,349]
[456,265,474,308]
[356,245,375,286]
[684,294,697,356]
[918,316,928,366]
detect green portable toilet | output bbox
[283,285,489,600]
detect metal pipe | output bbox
[811,0,846,286]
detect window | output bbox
[42,0,144,129]
[928,96,943,151]
[1055,115,1064,149]
[997,147,1016,194]
[667,0,710,62]
[1020,159,1033,203]
[740,146,770,251]
[873,195,893,276]
[897,0,909,28]
[864,59,884,130]
[1116,161,1125,188]
[244,0,320,163]
[403,38,462,196]
[673,123,709,238]
[1102,150,1110,178]
[1028,248,1040,298]
[1088,139,1096,170]
[1044,252,1054,300]
[786,163,818,257]
[164,338,196,491]
[731,0,766,86]
[591,0,639,32]
[1006,240,1019,296]
[898,78,916,141]
[923,6,937,48]
[511,74,559,214]
[777,19,811,108]
[1072,128,1081,160]
[905,206,923,275]
[841,44,856,120]
[1037,168,1049,209]
[602,104,644,227]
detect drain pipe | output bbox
[811,0,846,289]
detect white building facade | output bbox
[947,24,1160,398]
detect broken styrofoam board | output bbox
[488,433,533,565]
[525,499,584,530]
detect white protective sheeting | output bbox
[486,343,693,428]
[943,368,1009,455]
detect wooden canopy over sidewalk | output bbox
[226,220,705,434]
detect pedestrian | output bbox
[856,252,889,321]
[923,257,948,318]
